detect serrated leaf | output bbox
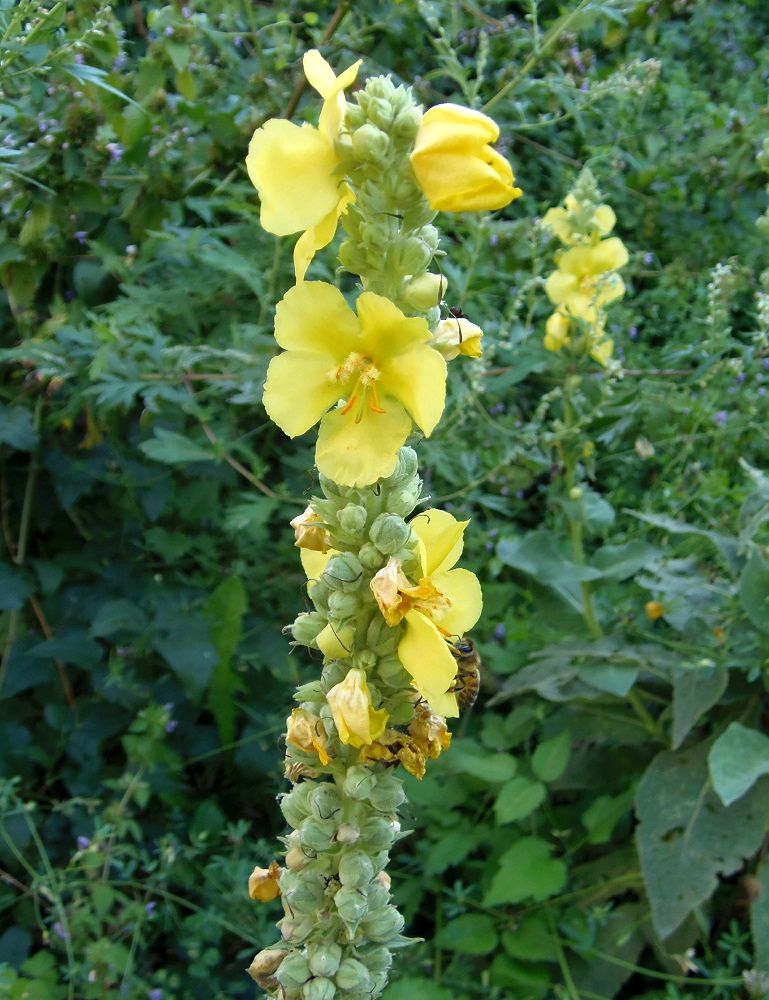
[494,776,546,824]
[635,740,769,939]
[739,550,769,634]
[140,428,215,465]
[708,723,769,806]
[424,828,483,876]
[532,730,570,782]
[435,914,498,955]
[672,664,727,749]
[501,913,555,962]
[0,564,33,610]
[484,837,566,906]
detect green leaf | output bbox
[90,599,148,638]
[484,837,567,906]
[449,741,517,783]
[708,723,769,806]
[576,662,638,696]
[635,740,769,939]
[140,428,216,465]
[0,564,33,611]
[591,540,662,581]
[204,575,247,744]
[0,404,38,450]
[435,914,498,955]
[494,776,546,824]
[382,978,461,1000]
[153,620,217,699]
[580,488,616,533]
[501,913,555,962]
[531,731,570,782]
[751,853,769,973]
[739,550,769,634]
[671,664,727,749]
[423,828,483,877]
[582,788,635,844]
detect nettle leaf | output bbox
[739,550,769,634]
[435,914,498,955]
[484,837,566,906]
[635,741,769,939]
[423,828,484,876]
[708,723,769,806]
[139,428,216,465]
[494,776,546,824]
[532,731,570,782]
[671,664,728,749]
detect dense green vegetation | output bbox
[1,1,769,997]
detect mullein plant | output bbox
[243,51,522,998]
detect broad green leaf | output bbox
[531,731,570,782]
[581,788,634,844]
[501,913,555,962]
[30,631,102,666]
[140,428,215,465]
[435,914,498,955]
[204,575,247,744]
[580,488,616,533]
[671,664,727,749]
[153,620,217,700]
[635,741,769,939]
[484,837,566,906]
[382,978,460,1000]
[739,550,769,634]
[752,854,769,973]
[591,540,662,580]
[497,531,603,585]
[494,776,546,824]
[708,723,769,806]
[0,404,37,450]
[449,742,517,783]
[0,564,33,611]
[489,954,550,996]
[90,599,148,638]
[576,662,638,696]
[424,828,484,877]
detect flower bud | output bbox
[389,447,418,484]
[402,272,446,311]
[351,122,390,161]
[334,884,368,926]
[338,849,375,888]
[387,486,420,518]
[291,506,332,552]
[377,655,409,686]
[275,952,312,991]
[337,503,368,535]
[392,236,432,275]
[248,861,281,901]
[360,904,405,942]
[335,957,373,993]
[358,542,384,571]
[291,612,326,647]
[279,783,315,827]
[342,765,377,800]
[299,816,337,853]
[309,784,342,822]
[282,870,326,913]
[327,669,388,749]
[327,590,360,619]
[359,945,392,974]
[285,847,308,870]
[317,622,354,659]
[323,553,364,593]
[391,105,423,140]
[301,977,337,1000]
[335,822,360,844]
[359,816,399,852]
[430,316,483,360]
[366,879,390,910]
[247,947,285,987]
[308,942,343,978]
[368,773,406,812]
[369,513,411,554]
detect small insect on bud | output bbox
[248,860,281,902]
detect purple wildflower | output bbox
[164,25,174,36]
[77,835,90,850]
[53,921,70,940]
[182,5,191,16]
[643,252,653,265]
[494,623,506,641]
[713,410,728,426]
[146,901,157,915]
[105,142,123,162]
[628,325,638,340]
[74,231,88,244]
[74,53,84,65]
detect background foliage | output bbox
[2,0,769,997]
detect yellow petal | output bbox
[326,668,388,748]
[274,281,359,353]
[315,398,411,487]
[246,119,340,236]
[303,50,361,140]
[302,49,339,98]
[262,351,341,438]
[293,185,354,282]
[399,611,459,718]
[300,547,333,582]
[431,567,483,637]
[423,688,459,719]
[589,236,628,272]
[317,622,353,659]
[410,508,468,576]
[544,310,571,351]
[545,268,578,306]
[379,344,447,437]
[356,291,431,354]
[593,204,616,236]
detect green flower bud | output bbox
[343,766,377,801]
[327,590,360,619]
[377,655,409,686]
[360,945,392,974]
[309,784,342,822]
[335,822,360,844]
[425,305,441,329]
[366,879,390,910]
[335,958,373,993]
[389,447,418,484]
[358,541,385,571]
[282,870,326,913]
[369,513,410,554]
[309,579,332,612]
[280,913,316,944]
[387,486,420,518]
[392,105,423,140]
[392,236,432,275]
[280,783,315,827]
[301,976,337,1000]
[353,650,377,673]
[359,816,399,852]
[368,773,406,812]
[334,885,368,926]
[338,849,375,888]
[338,503,368,535]
[299,816,337,853]
[351,123,390,161]
[323,553,364,593]
[275,952,311,991]
[292,612,326,647]
[294,679,324,702]
[308,942,343,978]
[321,661,349,689]
[384,692,416,726]
[360,904,405,943]
[402,272,446,311]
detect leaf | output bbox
[0,404,38,450]
[532,731,570,782]
[635,740,769,939]
[29,631,102,666]
[501,913,555,962]
[576,662,638,696]
[484,837,567,906]
[140,428,216,465]
[751,853,769,973]
[63,62,144,109]
[626,509,740,572]
[591,540,662,581]
[497,531,603,585]
[708,723,769,806]
[423,828,484,876]
[153,619,217,699]
[204,575,247,744]
[0,564,33,611]
[90,599,149,638]
[582,788,635,844]
[739,550,769,634]
[435,914,498,955]
[671,664,727,749]
[449,741,517,783]
[382,979,460,1000]
[494,776,546,824]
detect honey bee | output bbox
[449,637,481,713]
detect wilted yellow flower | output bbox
[262,282,447,487]
[543,193,616,246]
[290,506,332,552]
[248,860,282,902]
[545,237,628,321]
[326,668,388,749]
[285,707,331,765]
[246,50,360,280]
[410,104,522,212]
[645,600,664,621]
[430,315,483,360]
[543,309,571,353]
[370,509,482,717]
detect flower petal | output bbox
[410,508,468,576]
[315,397,411,487]
[431,567,483,637]
[263,351,341,437]
[399,611,459,718]
[274,281,360,353]
[545,268,578,305]
[317,622,353,659]
[246,119,340,236]
[293,185,355,282]
[379,344,447,437]
[300,547,333,582]
[356,292,431,354]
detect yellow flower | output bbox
[262,281,447,487]
[544,309,614,366]
[370,509,482,717]
[543,193,616,246]
[290,505,332,552]
[410,104,522,212]
[248,861,282,902]
[285,707,332,765]
[326,668,388,749]
[245,50,360,281]
[429,316,483,360]
[545,237,628,321]
[543,309,571,353]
